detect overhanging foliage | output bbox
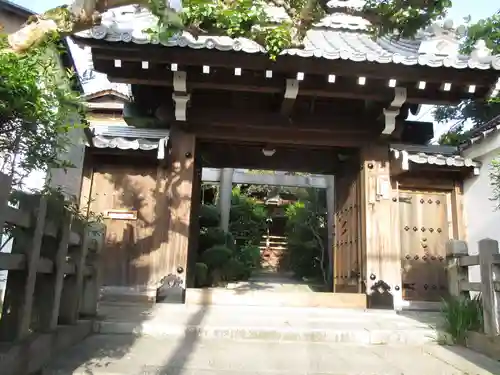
[6,0,456,59]
[0,28,85,187]
[436,11,500,145]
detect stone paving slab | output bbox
[93,303,445,345]
[43,334,500,375]
[96,303,443,328]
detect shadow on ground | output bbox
[42,289,213,375]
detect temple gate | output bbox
[74,2,497,309]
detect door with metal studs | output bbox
[398,190,450,302]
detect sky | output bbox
[13,0,498,23]
[11,0,500,142]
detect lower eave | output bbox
[74,35,500,84]
[390,144,481,176]
[77,39,497,106]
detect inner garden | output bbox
[193,172,329,292]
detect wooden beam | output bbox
[85,42,498,87]
[99,61,472,105]
[185,107,383,134]
[193,123,377,148]
[198,141,342,173]
[0,253,92,275]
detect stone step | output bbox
[184,288,361,308]
[93,303,448,346]
[43,334,500,375]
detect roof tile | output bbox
[74,6,500,70]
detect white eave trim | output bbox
[391,147,481,175]
[87,125,170,159]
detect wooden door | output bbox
[398,190,450,301]
[90,166,168,287]
[334,171,362,293]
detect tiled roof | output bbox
[74,5,500,70]
[460,114,500,150]
[390,143,481,173]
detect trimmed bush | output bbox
[201,245,233,269]
[222,258,247,281]
[194,262,209,287]
[238,244,261,269]
[199,204,220,228]
[199,227,235,254]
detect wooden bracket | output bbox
[382,87,407,135]
[172,71,190,121]
[281,79,299,116]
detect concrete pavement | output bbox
[41,303,500,374]
[43,334,500,374]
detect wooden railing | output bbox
[446,238,500,337]
[0,172,105,375]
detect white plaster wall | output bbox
[463,134,500,283]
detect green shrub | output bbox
[237,244,261,269]
[194,262,209,287]
[222,258,247,281]
[441,295,483,344]
[199,227,226,252]
[199,204,220,228]
[229,188,267,245]
[201,245,233,269]
[199,227,235,254]
[285,190,327,280]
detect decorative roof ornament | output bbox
[416,19,467,56]
[422,19,468,39]
[471,40,492,61]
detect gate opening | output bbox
[197,170,330,295]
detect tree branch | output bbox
[7,0,147,53]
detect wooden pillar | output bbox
[164,126,196,297]
[326,175,335,288]
[360,144,402,309]
[186,161,202,288]
[219,168,234,232]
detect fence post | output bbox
[59,225,90,324]
[80,223,106,317]
[446,239,469,298]
[478,238,500,337]
[0,196,47,341]
[37,211,72,331]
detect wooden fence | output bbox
[447,238,500,337]
[0,172,105,375]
